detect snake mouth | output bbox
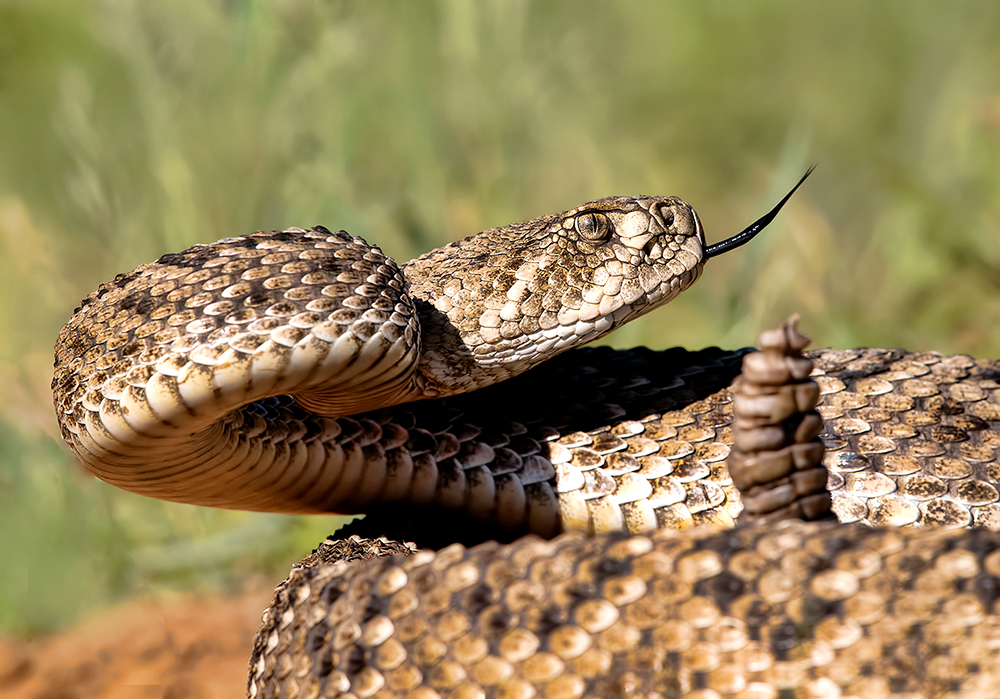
[703,165,815,259]
[692,208,705,254]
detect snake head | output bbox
[406,194,709,395]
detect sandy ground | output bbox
[0,587,275,699]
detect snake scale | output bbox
[51,171,1000,698]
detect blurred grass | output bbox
[1,0,999,634]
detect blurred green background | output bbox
[1,0,999,635]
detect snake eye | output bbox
[575,212,610,241]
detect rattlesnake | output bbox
[52,171,1000,697]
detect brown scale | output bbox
[726,316,832,524]
[56,326,1000,697]
[248,331,1000,697]
[250,522,1000,699]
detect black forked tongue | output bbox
[703,165,815,259]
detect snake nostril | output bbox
[658,205,675,228]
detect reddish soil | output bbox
[0,587,274,699]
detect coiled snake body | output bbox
[53,191,716,522]
[52,174,1000,697]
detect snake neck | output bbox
[408,295,531,399]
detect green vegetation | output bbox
[1,1,998,634]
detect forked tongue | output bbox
[703,165,815,259]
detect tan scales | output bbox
[49,171,1000,697]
